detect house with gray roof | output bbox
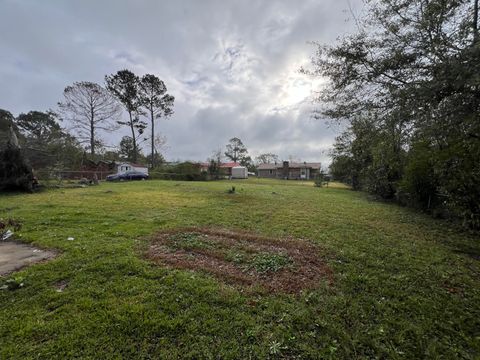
[257,161,322,180]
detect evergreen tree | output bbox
[139,74,174,169]
[105,70,146,163]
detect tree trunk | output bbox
[150,106,155,169]
[475,0,479,43]
[129,111,137,163]
[90,108,95,157]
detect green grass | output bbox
[168,232,214,251]
[249,253,292,274]
[0,178,479,359]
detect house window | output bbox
[269,169,273,174]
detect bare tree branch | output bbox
[58,81,121,156]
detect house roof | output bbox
[290,162,322,169]
[257,162,322,170]
[197,161,240,168]
[219,162,240,168]
[117,162,148,168]
[257,163,278,170]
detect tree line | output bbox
[0,69,174,172]
[307,0,479,229]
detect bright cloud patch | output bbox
[0,0,361,164]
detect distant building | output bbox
[220,162,241,176]
[198,161,241,176]
[231,166,248,179]
[116,162,149,175]
[257,161,321,180]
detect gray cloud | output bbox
[0,0,362,165]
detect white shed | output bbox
[231,166,248,179]
[116,162,149,175]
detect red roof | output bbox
[197,161,240,168]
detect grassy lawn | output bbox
[0,178,479,359]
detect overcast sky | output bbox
[0,0,362,164]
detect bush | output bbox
[0,146,34,192]
[399,139,480,229]
[398,141,439,209]
[314,171,331,188]
[149,162,208,181]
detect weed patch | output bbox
[250,253,292,273]
[147,227,333,294]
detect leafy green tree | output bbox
[330,117,378,190]
[311,0,480,228]
[255,153,279,165]
[15,111,83,170]
[224,137,248,163]
[139,74,174,169]
[119,136,143,163]
[105,70,146,163]
[240,155,255,172]
[16,110,62,142]
[398,140,439,209]
[103,150,122,162]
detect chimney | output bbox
[282,161,289,179]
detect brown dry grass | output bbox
[146,227,333,294]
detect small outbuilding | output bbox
[231,166,248,179]
[116,162,149,175]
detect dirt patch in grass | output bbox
[0,241,56,276]
[147,228,333,294]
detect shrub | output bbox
[398,141,439,209]
[314,171,331,188]
[149,162,208,181]
[0,146,34,192]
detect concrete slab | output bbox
[0,241,55,276]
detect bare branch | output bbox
[58,81,121,156]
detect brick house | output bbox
[257,161,322,180]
